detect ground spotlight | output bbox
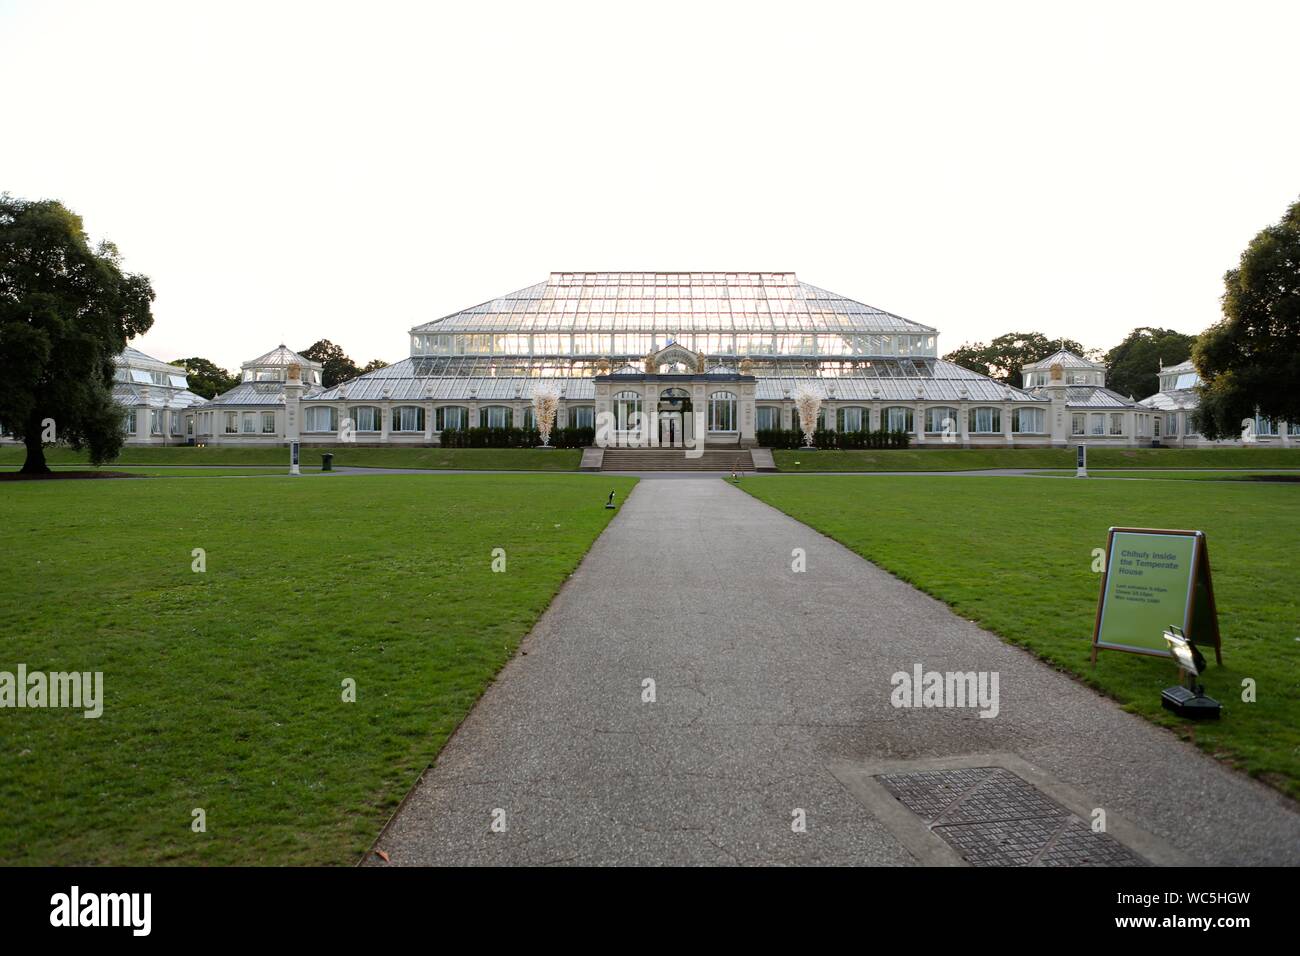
[1160,625,1220,719]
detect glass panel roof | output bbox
[410,273,934,337]
[306,356,1042,404]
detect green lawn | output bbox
[1026,470,1300,482]
[772,446,1300,472]
[0,465,321,478]
[0,445,582,471]
[0,473,635,865]
[742,475,1300,798]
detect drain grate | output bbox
[876,767,1147,867]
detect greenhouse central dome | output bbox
[408,271,939,363]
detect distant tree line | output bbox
[940,194,1299,438]
[298,339,388,387]
[167,340,390,398]
[943,328,1198,400]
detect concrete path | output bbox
[373,477,1299,866]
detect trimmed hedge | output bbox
[756,428,911,449]
[439,426,594,449]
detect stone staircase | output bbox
[598,447,764,472]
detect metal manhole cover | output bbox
[877,767,1147,867]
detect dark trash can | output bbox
[321,453,334,472]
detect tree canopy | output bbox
[1103,327,1197,399]
[171,356,236,399]
[300,339,358,387]
[0,196,154,472]
[1193,197,1300,439]
[943,332,1087,386]
[298,340,389,386]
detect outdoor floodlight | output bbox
[1160,625,1220,719]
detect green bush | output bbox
[438,425,594,449]
[439,427,536,448]
[756,427,910,449]
[548,426,595,449]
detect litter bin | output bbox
[321,453,334,472]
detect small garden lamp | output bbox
[1160,625,1220,719]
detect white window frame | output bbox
[969,407,1000,434]
[836,406,865,432]
[304,406,337,433]
[481,405,511,429]
[883,406,914,432]
[925,407,957,434]
[350,406,380,432]
[708,391,737,432]
[393,406,424,432]
[612,391,643,433]
[1014,407,1045,434]
[435,406,468,431]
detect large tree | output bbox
[170,356,236,399]
[944,331,1086,385]
[1193,197,1300,439]
[0,196,154,473]
[359,358,389,374]
[300,338,359,387]
[1103,327,1197,399]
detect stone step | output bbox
[599,448,758,472]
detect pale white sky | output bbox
[3,0,1297,372]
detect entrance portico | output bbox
[593,342,757,448]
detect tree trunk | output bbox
[20,417,50,474]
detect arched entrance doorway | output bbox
[658,388,693,447]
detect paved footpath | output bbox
[372,478,1300,866]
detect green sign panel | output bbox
[1092,527,1222,663]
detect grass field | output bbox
[0,445,582,471]
[0,472,634,865]
[742,475,1300,798]
[772,446,1300,472]
[8,444,1300,475]
[0,465,322,478]
[1027,470,1300,482]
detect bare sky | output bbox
[3,0,1297,372]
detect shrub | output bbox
[755,427,910,449]
[437,425,594,449]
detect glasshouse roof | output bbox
[243,345,321,370]
[310,356,1040,404]
[409,272,936,336]
[1022,349,1104,371]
